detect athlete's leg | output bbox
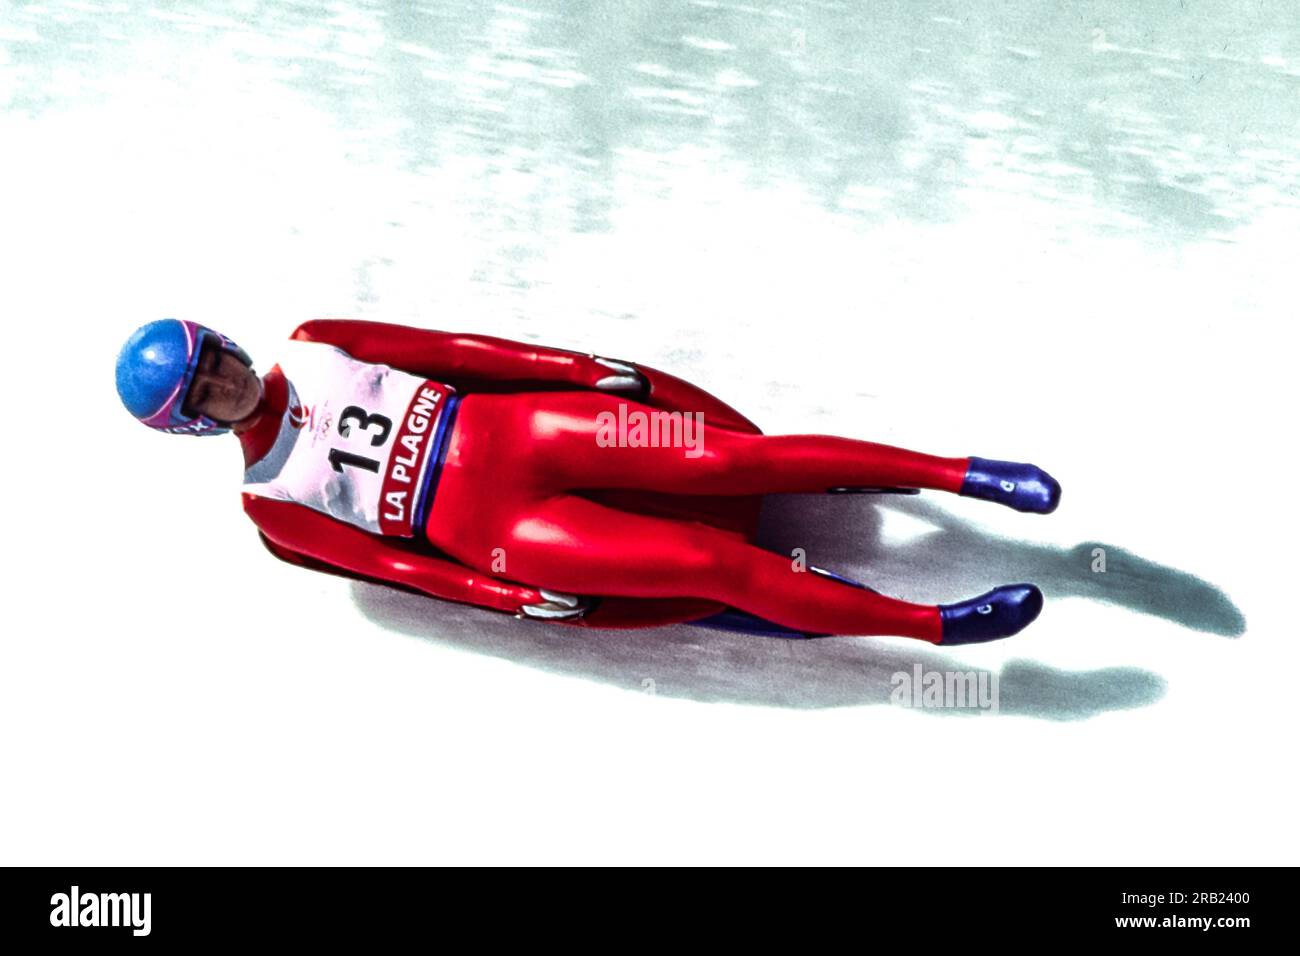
[426,395,1042,643]
[496,493,943,641]
[522,392,970,496]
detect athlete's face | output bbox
[183,340,261,425]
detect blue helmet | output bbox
[115,319,253,436]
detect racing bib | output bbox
[243,338,455,537]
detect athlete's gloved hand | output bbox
[589,356,648,396]
[517,589,593,621]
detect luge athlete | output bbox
[114,318,1060,644]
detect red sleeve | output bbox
[291,318,612,389]
[291,317,761,432]
[242,493,542,614]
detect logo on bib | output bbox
[378,384,446,536]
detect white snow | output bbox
[1,0,1296,866]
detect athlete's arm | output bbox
[243,492,549,615]
[290,318,642,393]
[290,317,761,431]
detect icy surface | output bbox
[2,0,1297,864]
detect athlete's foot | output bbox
[938,584,1043,645]
[960,457,1061,514]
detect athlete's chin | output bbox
[228,385,260,422]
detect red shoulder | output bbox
[289,318,343,344]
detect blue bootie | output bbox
[960,457,1061,514]
[939,584,1043,645]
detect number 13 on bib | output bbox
[243,339,458,539]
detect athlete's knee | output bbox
[675,536,769,601]
[632,528,723,594]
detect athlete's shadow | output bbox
[350,495,1244,719]
[762,494,1246,639]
